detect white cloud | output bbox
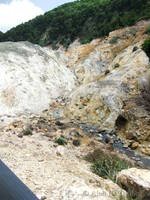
[0,0,44,32]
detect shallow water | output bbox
[77,123,150,169]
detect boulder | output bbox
[130,142,139,150]
[0,42,75,118]
[64,42,149,130]
[117,168,150,199]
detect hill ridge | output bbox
[0,0,150,47]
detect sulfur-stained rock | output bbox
[74,49,109,84]
[130,142,139,150]
[140,145,150,156]
[0,21,150,156]
[62,30,150,154]
[0,41,76,118]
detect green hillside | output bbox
[0,31,3,39]
[0,0,150,48]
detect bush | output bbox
[55,136,67,145]
[85,149,131,182]
[105,69,110,75]
[132,46,138,52]
[109,36,119,44]
[114,63,120,68]
[145,25,150,34]
[142,38,150,59]
[80,37,93,44]
[63,38,71,49]
[51,41,59,50]
[0,31,3,42]
[23,127,32,136]
[39,39,47,47]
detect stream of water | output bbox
[77,123,150,169]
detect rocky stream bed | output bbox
[0,20,150,199]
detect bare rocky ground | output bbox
[1,20,150,155]
[1,20,150,200]
[0,121,127,200]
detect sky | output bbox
[0,0,75,32]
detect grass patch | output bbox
[85,149,131,182]
[119,194,141,200]
[92,157,130,182]
[126,191,142,200]
[55,136,67,146]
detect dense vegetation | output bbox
[0,0,150,47]
[143,27,150,59]
[0,31,3,39]
[142,38,150,59]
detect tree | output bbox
[1,0,150,47]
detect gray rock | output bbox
[72,140,80,147]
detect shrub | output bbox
[114,63,120,68]
[23,127,32,136]
[80,36,93,44]
[109,36,119,44]
[85,149,131,182]
[55,136,67,145]
[51,41,59,50]
[145,25,150,34]
[142,38,150,59]
[132,46,138,52]
[39,39,47,47]
[63,38,71,49]
[0,31,3,42]
[105,69,110,75]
